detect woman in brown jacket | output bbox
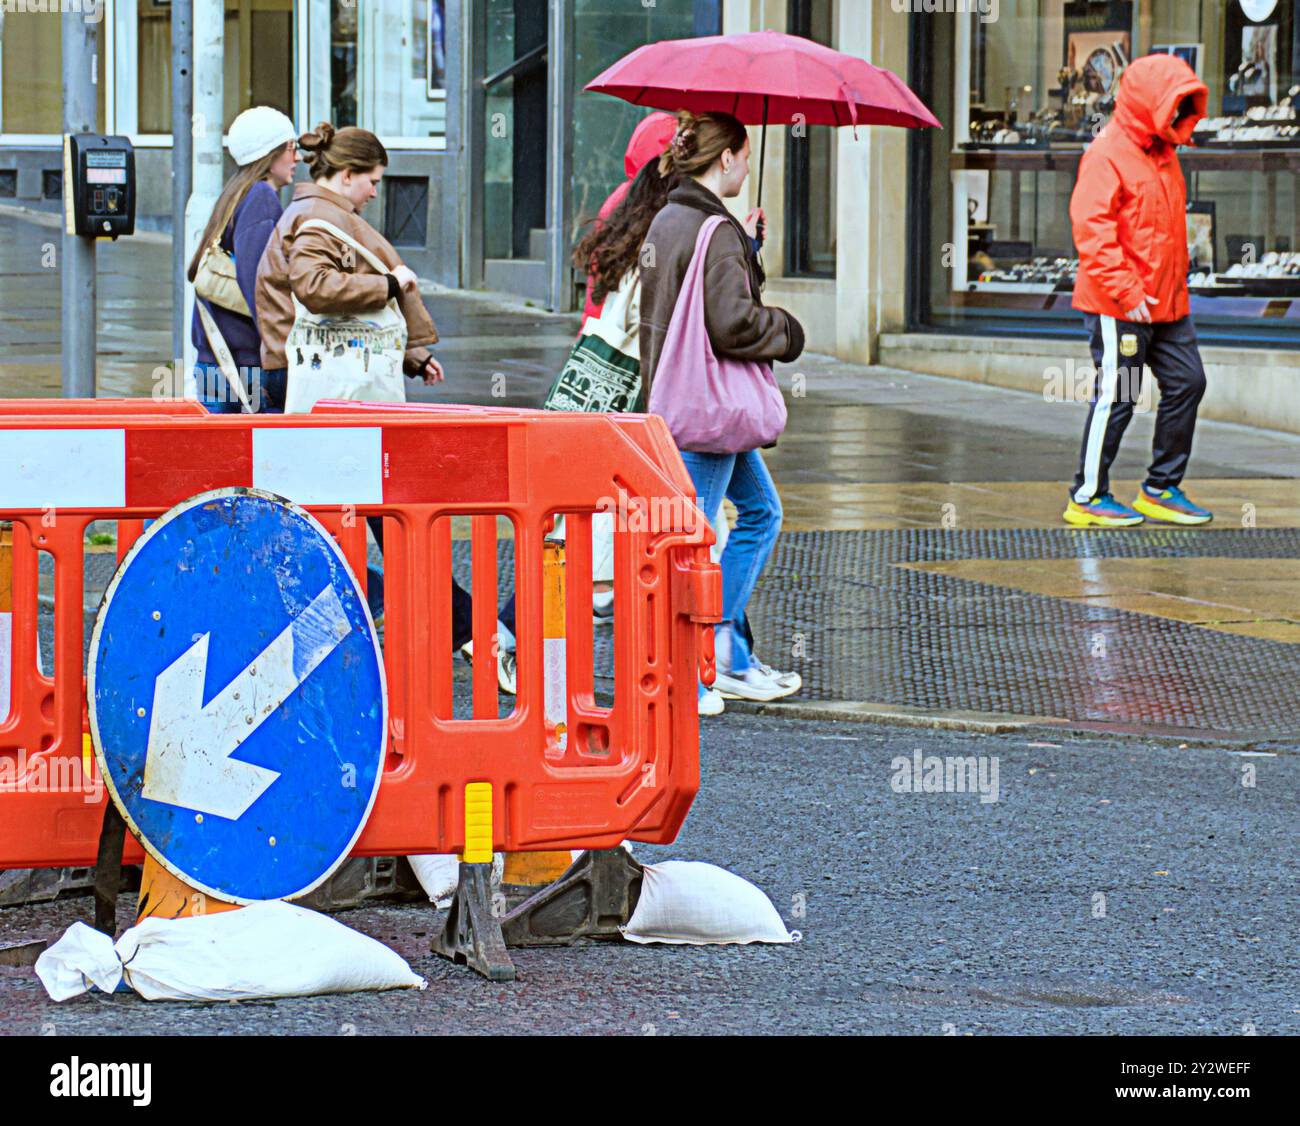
[256,122,444,399]
[639,111,806,714]
[254,124,474,651]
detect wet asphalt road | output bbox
[1,713,1296,1036]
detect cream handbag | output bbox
[193,199,251,316]
[193,200,255,411]
[283,218,409,415]
[194,243,250,316]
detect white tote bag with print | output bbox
[284,218,409,414]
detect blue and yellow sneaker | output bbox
[1063,493,1144,527]
[1132,484,1213,526]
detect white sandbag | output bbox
[408,854,460,908]
[408,852,505,908]
[620,860,795,946]
[36,901,425,1002]
[35,921,125,1001]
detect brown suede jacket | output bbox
[255,182,438,373]
[638,178,805,399]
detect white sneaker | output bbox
[460,641,518,696]
[698,688,725,716]
[713,665,791,703]
[497,648,517,696]
[750,660,801,697]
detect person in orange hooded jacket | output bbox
[1065,54,1213,527]
[580,111,678,323]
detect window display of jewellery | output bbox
[1053,58,1123,142]
[961,106,1102,149]
[964,117,1027,147]
[1187,271,1245,294]
[1215,251,1300,294]
[1195,87,1300,148]
[969,257,1078,293]
[961,86,1069,149]
[1227,58,1267,98]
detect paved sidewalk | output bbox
[2,207,1298,742]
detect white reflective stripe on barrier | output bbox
[544,637,567,744]
[251,427,384,506]
[0,427,388,510]
[0,429,127,509]
[0,612,10,724]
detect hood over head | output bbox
[1112,53,1208,149]
[624,112,678,180]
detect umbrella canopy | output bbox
[586,30,940,131]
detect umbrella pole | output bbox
[758,96,769,208]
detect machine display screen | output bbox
[86,168,127,185]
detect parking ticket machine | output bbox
[63,134,136,240]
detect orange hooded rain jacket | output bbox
[1069,54,1208,322]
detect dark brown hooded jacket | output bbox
[638,179,805,399]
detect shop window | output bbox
[42,169,61,199]
[0,170,16,198]
[569,0,718,235]
[911,0,1300,345]
[786,0,838,278]
[137,0,173,134]
[137,0,292,136]
[1,8,105,135]
[384,175,430,246]
[327,0,447,139]
[331,0,359,128]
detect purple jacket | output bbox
[191,180,284,370]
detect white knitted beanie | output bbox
[227,107,297,167]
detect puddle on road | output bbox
[872,976,1191,1009]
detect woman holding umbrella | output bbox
[591,31,938,712]
[641,110,806,711]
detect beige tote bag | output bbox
[283,218,409,415]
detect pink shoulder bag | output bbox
[648,216,788,453]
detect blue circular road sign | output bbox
[88,488,387,904]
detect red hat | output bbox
[623,112,678,180]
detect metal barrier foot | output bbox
[500,848,643,947]
[92,803,128,935]
[430,862,516,982]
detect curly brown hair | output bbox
[573,159,679,306]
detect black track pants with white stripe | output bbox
[1070,313,1207,505]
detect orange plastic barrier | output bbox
[0,400,721,870]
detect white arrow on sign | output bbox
[141,585,353,821]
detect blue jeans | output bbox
[193,363,287,415]
[367,515,484,644]
[679,448,782,679]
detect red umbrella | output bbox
[586,30,940,201]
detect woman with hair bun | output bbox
[640,110,806,715]
[254,124,516,689]
[255,122,443,394]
